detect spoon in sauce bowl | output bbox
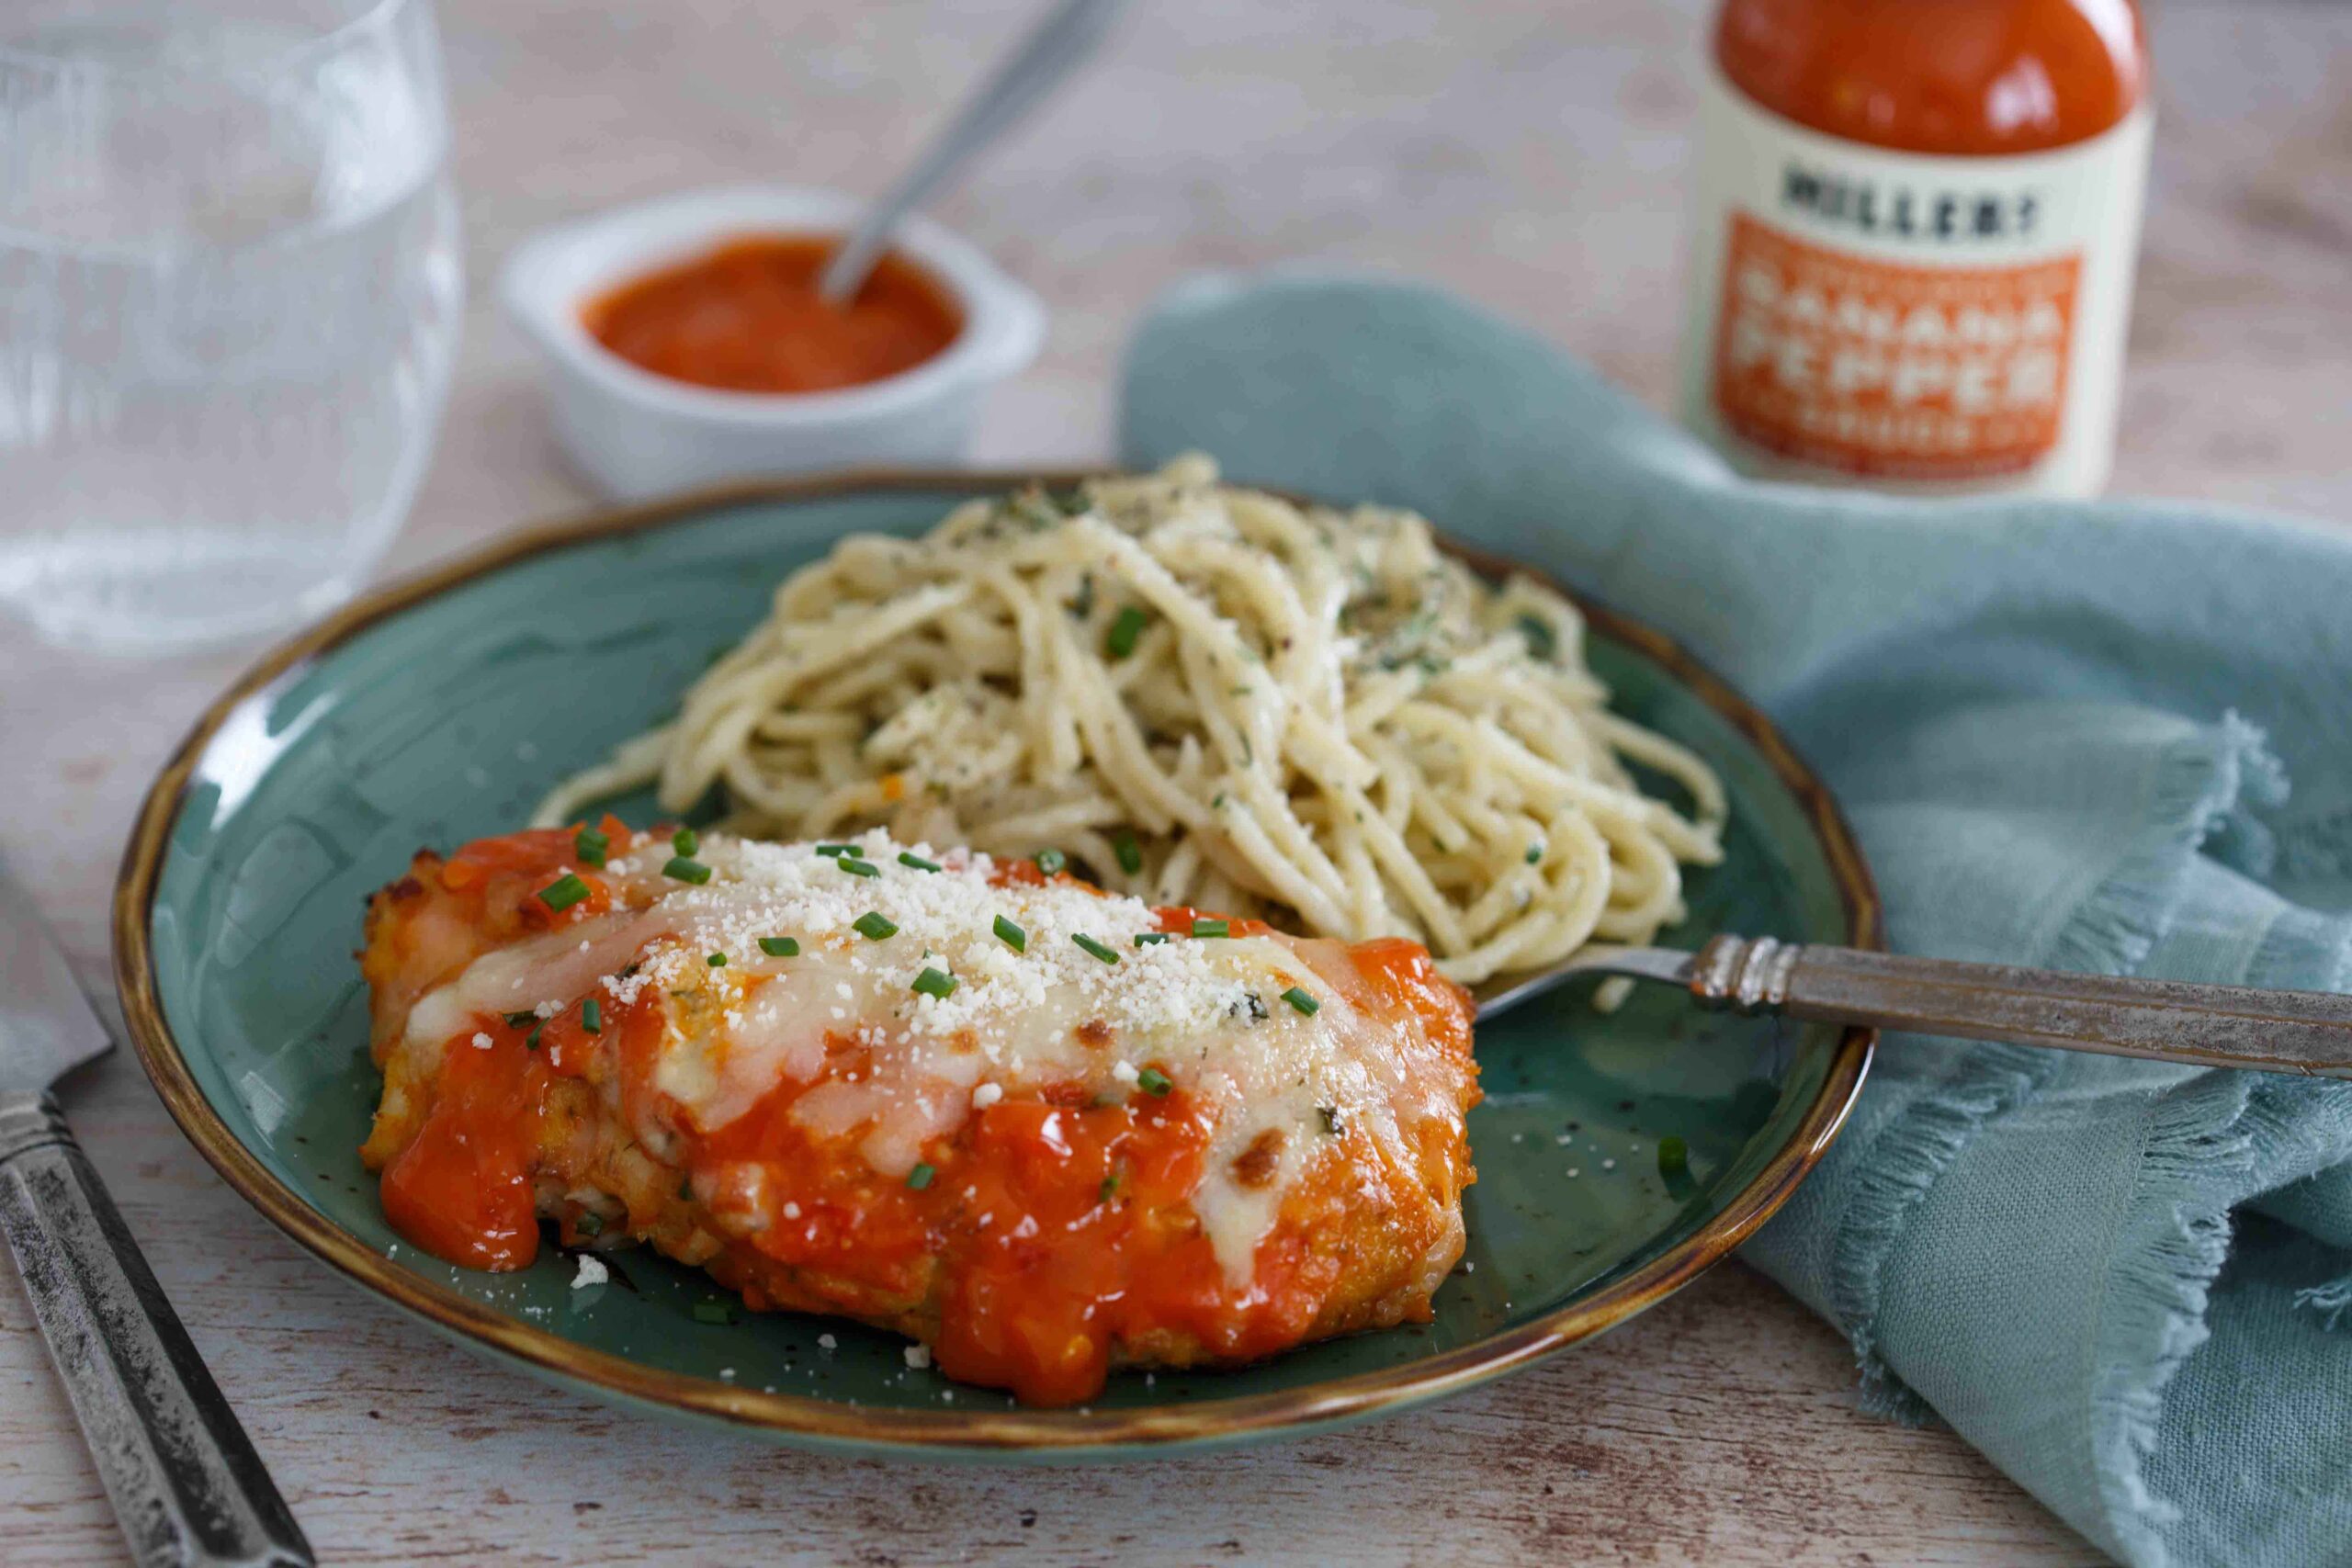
[816,0,1131,306]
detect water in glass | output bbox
[0,0,462,651]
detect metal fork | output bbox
[1474,935,2352,1078]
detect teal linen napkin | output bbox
[1117,275,2352,1568]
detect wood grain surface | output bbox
[3,0,2345,1562]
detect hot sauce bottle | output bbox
[1679,0,2153,496]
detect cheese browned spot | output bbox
[1231,1127,1286,1190]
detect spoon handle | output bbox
[819,0,1130,303]
[1690,935,2352,1077]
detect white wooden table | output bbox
[4,1,2346,1562]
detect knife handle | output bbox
[0,1091,313,1568]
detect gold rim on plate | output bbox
[112,469,1880,1452]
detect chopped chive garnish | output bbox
[838,857,881,878]
[576,1212,604,1238]
[1133,931,1170,946]
[1525,840,1545,864]
[906,1162,936,1190]
[662,855,711,885]
[993,915,1026,953]
[537,873,589,911]
[897,851,942,873]
[1112,827,1143,875]
[1192,918,1230,939]
[814,842,855,858]
[1072,932,1119,964]
[758,936,799,958]
[1317,1105,1343,1135]
[1282,987,1320,1016]
[503,1010,537,1028]
[582,998,602,1033]
[1035,848,1067,876]
[1657,1134,1690,1178]
[707,951,727,967]
[573,827,609,867]
[672,826,698,856]
[1136,1066,1173,1097]
[1098,1173,1120,1204]
[911,967,956,999]
[525,1021,544,1051]
[677,1175,694,1201]
[1105,605,1148,660]
[692,1301,734,1325]
[853,911,899,941]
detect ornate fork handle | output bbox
[1690,936,2352,1078]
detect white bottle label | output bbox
[1679,62,2151,497]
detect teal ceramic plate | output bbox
[116,473,1876,1460]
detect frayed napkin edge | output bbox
[2301,1273,2352,1329]
[1826,716,2287,1565]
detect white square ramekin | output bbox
[500,186,1046,499]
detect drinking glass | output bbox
[0,0,462,652]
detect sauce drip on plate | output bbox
[582,235,963,395]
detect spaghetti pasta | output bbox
[536,457,1725,986]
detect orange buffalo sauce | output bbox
[1681,0,2152,496]
[364,825,1476,1406]
[582,235,963,395]
[379,1032,543,1270]
[699,1079,1236,1406]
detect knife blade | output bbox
[0,855,111,1096]
[0,857,313,1565]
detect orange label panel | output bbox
[1711,213,2081,480]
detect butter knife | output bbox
[0,864,311,1567]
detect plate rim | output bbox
[111,468,1880,1453]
